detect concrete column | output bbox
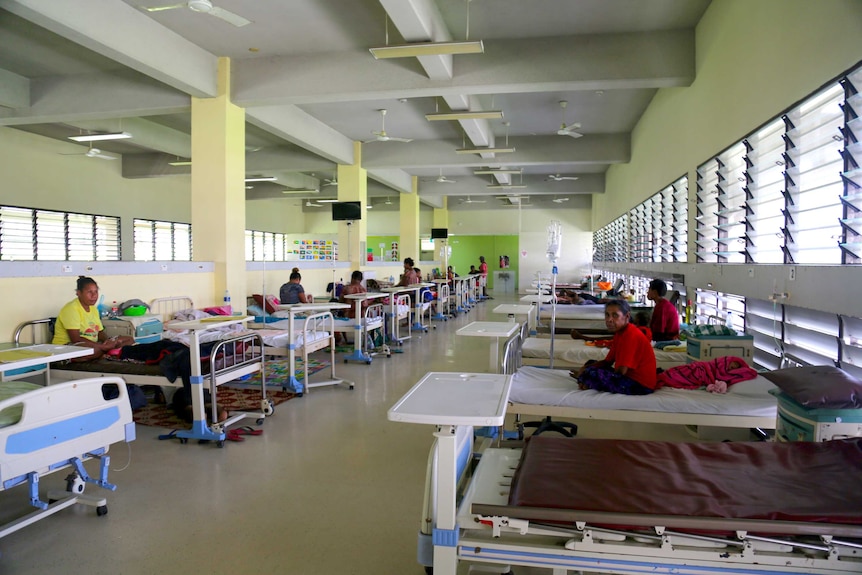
[336,141,367,268]
[399,176,420,263]
[190,57,246,309]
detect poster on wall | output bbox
[288,239,339,261]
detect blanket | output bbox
[657,356,757,392]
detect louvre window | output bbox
[133,219,192,261]
[783,305,840,367]
[840,67,862,263]
[245,230,286,262]
[0,205,120,261]
[744,119,786,263]
[745,298,785,370]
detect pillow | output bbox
[762,365,862,409]
[252,294,280,314]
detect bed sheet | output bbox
[510,366,777,418]
[251,328,330,348]
[522,337,686,366]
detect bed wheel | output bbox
[424,567,433,575]
[256,418,265,425]
[344,359,348,364]
[180,438,188,445]
[261,399,275,416]
[217,440,225,448]
[365,360,372,365]
[66,474,85,494]
[96,505,108,517]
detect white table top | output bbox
[343,292,388,301]
[492,304,535,315]
[387,372,512,426]
[275,302,350,312]
[456,322,520,338]
[168,316,251,330]
[430,278,449,284]
[381,286,413,293]
[520,294,554,303]
[0,343,93,372]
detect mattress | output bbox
[538,304,605,320]
[332,316,384,332]
[252,328,330,348]
[509,366,777,418]
[509,435,862,526]
[522,337,686,367]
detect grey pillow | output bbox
[762,366,862,410]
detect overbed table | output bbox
[381,286,414,344]
[492,303,537,336]
[0,343,94,383]
[272,302,352,392]
[388,372,512,575]
[342,292,388,363]
[456,321,520,373]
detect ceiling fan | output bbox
[460,196,486,204]
[364,109,413,143]
[547,174,579,181]
[383,197,393,205]
[424,168,457,184]
[322,177,338,187]
[552,197,570,203]
[139,0,251,27]
[60,144,117,161]
[556,101,583,139]
[305,200,322,207]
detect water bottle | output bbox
[223,289,231,305]
[725,310,734,328]
[110,300,119,318]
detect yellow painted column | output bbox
[399,176,420,263]
[336,141,367,269]
[190,57,246,309]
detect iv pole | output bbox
[546,221,562,369]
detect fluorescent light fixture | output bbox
[315,199,339,203]
[169,160,192,166]
[474,168,522,175]
[281,189,319,195]
[426,110,503,121]
[456,147,515,154]
[369,40,484,59]
[488,184,527,189]
[68,132,132,142]
[245,176,278,182]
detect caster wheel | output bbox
[180,438,188,445]
[262,399,275,416]
[424,566,433,575]
[387,353,391,358]
[66,475,85,494]
[217,441,225,448]
[48,498,57,504]
[96,505,108,517]
[344,359,348,364]
[365,360,371,365]
[256,418,265,425]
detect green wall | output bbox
[448,235,519,289]
[367,235,400,262]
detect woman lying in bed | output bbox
[571,300,657,395]
[52,276,135,360]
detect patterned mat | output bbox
[225,358,328,390]
[133,387,296,429]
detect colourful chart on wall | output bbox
[289,239,338,261]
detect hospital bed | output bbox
[0,376,135,545]
[334,298,388,364]
[15,317,272,446]
[521,336,688,370]
[248,308,354,395]
[388,372,862,575]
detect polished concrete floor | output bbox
[0,293,692,574]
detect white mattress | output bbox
[252,328,330,348]
[522,338,686,368]
[538,304,605,320]
[509,366,778,418]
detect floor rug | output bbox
[224,358,328,390]
[133,387,296,429]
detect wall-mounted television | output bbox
[431,228,448,239]
[332,201,362,221]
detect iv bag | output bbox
[546,220,562,263]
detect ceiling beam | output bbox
[419,173,606,196]
[378,0,455,80]
[232,30,694,106]
[0,73,189,126]
[0,67,29,109]
[362,134,630,169]
[1,0,218,97]
[367,168,413,194]
[245,105,355,166]
[69,117,191,158]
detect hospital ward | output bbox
[1,1,862,574]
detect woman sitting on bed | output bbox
[571,300,657,395]
[52,276,135,360]
[279,268,312,304]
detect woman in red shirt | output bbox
[571,300,657,395]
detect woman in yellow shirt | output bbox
[53,276,134,360]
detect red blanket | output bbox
[657,356,757,390]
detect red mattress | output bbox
[509,436,862,526]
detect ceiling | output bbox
[0,0,710,209]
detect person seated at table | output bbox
[52,276,135,361]
[335,270,367,345]
[569,300,657,395]
[646,278,680,342]
[279,267,312,304]
[395,257,419,287]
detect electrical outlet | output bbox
[789,266,796,281]
[61,264,72,273]
[160,264,168,271]
[747,268,755,278]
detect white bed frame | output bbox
[0,376,134,544]
[390,374,862,575]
